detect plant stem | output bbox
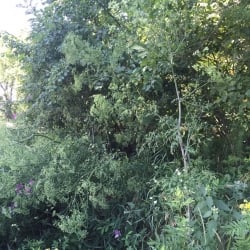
[170,54,189,171]
[198,207,207,245]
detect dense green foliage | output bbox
[0,33,24,119]
[0,0,249,249]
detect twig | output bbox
[170,54,189,171]
[16,133,60,143]
[198,207,207,245]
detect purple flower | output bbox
[12,113,17,120]
[15,183,24,194]
[28,179,34,186]
[26,94,33,102]
[113,229,121,239]
[24,186,32,195]
[12,202,17,209]
[8,202,17,212]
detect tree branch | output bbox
[170,54,189,171]
[16,133,60,143]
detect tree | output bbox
[0,33,23,119]
[0,0,249,249]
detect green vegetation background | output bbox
[0,0,249,249]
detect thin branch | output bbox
[182,82,210,101]
[170,54,189,171]
[16,133,60,143]
[198,207,207,245]
[0,82,7,91]
[97,1,122,28]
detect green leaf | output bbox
[203,210,212,218]
[206,196,213,208]
[214,199,231,212]
[207,220,217,238]
[246,89,250,97]
[194,201,207,212]
[233,210,243,220]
